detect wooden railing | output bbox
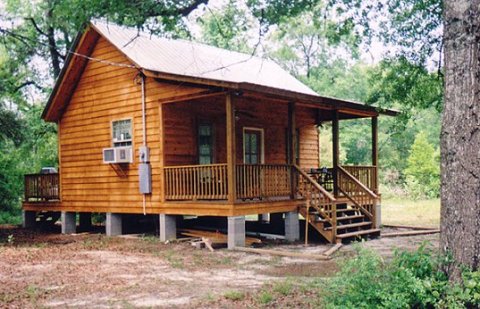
[164,164,228,200]
[342,165,377,193]
[24,173,60,202]
[337,166,377,226]
[236,164,291,199]
[295,165,337,237]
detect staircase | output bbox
[295,165,380,243]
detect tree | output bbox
[441,0,480,282]
[405,132,440,198]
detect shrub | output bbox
[323,244,480,308]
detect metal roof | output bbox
[91,21,318,96]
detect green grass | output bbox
[381,197,440,228]
[224,290,245,301]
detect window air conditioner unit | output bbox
[103,147,133,164]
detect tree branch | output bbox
[26,17,48,38]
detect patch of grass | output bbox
[272,280,293,296]
[164,249,184,269]
[382,197,440,228]
[224,290,245,301]
[257,290,274,304]
[141,235,158,243]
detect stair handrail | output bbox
[337,166,378,226]
[338,166,378,199]
[294,165,337,239]
[294,166,336,201]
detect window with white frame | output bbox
[112,119,132,147]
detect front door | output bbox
[240,128,264,199]
[243,128,263,164]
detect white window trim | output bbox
[111,118,134,147]
[242,127,265,164]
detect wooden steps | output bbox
[326,221,372,231]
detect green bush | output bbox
[323,244,480,308]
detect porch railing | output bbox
[337,166,377,225]
[164,164,228,200]
[24,173,60,202]
[236,164,291,199]
[342,165,377,193]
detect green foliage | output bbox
[324,244,480,308]
[198,0,252,53]
[224,290,245,301]
[405,132,440,199]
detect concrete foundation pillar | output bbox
[106,213,122,236]
[79,213,92,231]
[375,204,382,228]
[22,211,36,229]
[159,214,177,241]
[285,211,300,242]
[61,212,76,234]
[228,216,245,249]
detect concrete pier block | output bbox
[106,213,122,236]
[22,211,36,229]
[228,216,245,249]
[61,212,76,234]
[375,204,382,228]
[285,211,300,242]
[159,214,177,242]
[79,213,92,231]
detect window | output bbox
[112,119,132,147]
[244,128,263,164]
[198,124,214,164]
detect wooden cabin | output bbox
[22,21,397,247]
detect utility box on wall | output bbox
[139,163,152,194]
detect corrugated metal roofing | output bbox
[91,21,318,96]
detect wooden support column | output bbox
[159,104,165,202]
[332,110,339,197]
[288,102,296,198]
[371,116,379,193]
[226,93,236,203]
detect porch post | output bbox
[159,103,166,202]
[371,116,379,193]
[226,92,237,203]
[288,101,297,198]
[332,110,339,197]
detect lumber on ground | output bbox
[233,246,330,260]
[382,229,440,238]
[180,229,261,246]
[382,224,438,230]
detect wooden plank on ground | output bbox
[382,224,438,231]
[382,229,440,238]
[180,229,262,246]
[233,247,330,260]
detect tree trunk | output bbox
[441,0,480,282]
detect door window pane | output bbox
[198,124,213,164]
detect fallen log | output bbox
[382,229,440,238]
[233,246,330,260]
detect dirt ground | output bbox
[0,226,439,308]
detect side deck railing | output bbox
[164,164,228,200]
[164,164,292,201]
[24,173,60,202]
[236,164,291,200]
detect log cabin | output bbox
[22,21,397,247]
